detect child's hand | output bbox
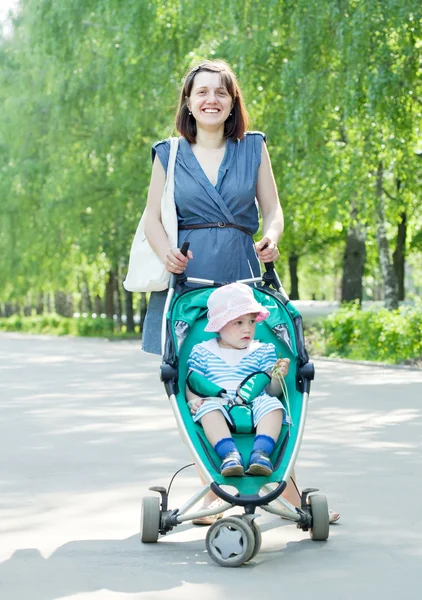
[187,398,204,415]
[273,358,290,378]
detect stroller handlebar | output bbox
[180,241,190,256]
[169,242,190,290]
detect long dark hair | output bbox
[175,60,249,143]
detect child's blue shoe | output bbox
[246,450,273,476]
[220,451,244,477]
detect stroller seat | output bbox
[172,287,302,494]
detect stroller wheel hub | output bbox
[205,516,256,567]
[211,526,244,559]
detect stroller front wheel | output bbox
[308,493,330,541]
[247,520,262,560]
[140,496,160,543]
[231,515,262,561]
[205,516,256,567]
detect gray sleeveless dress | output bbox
[142,132,266,354]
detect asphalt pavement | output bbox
[0,333,421,600]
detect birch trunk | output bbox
[393,210,406,301]
[125,289,135,333]
[288,254,299,300]
[105,271,115,319]
[375,162,399,310]
[341,207,366,303]
[139,293,147,333]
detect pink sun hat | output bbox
[204,282,270,333]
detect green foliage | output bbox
[74,316,115,337]
[309,302,422,364]
[0,314,118,337]
[0,0,421,307]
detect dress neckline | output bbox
[180,137,235,192]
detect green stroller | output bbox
[140,244,330,567]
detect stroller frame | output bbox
[141,258,330,566]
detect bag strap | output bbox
[167,137,179,180]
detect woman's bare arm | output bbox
[255,141,284,263]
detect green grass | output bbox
[0,314,141,339]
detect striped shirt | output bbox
[188,339,288,427]
[188,339,277,401]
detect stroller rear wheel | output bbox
[308,493,330,541]
[140,496,160,543]
[205,516,255,567]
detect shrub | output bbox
[308,302,422,364]
[74,317,115,337]
[0,314,115,337]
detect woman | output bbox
[143,59,339,525]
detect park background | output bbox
[0,0,421,364]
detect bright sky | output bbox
[0,0,18,21]
[0,0,18,36]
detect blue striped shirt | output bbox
[188,339,277,401]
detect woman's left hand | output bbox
[255,237,279,263]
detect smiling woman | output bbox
[142,59,284,356]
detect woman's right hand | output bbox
[165,247,193,274]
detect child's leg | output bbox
[246,408,282,476]
[201,409,244,477]
[201,410,232,447]
[256,408,282,441]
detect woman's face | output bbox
[187,71,233,131]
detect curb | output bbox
[313,356,422,372]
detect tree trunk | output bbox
[105,271,115,319]
[82,275,93,315]
[139,292,147,333]
[393,210,406,302]
[288,254,299,300]
[46,293,53,313]
[114,268,122,331]
[54,292,64,316]
[125,289,135,333]
[341,209,366,303]
[54,291,72,317]
[94,294,103,316]
[36,294,44,315]
[375,161,399,310]
[24,295,32,316]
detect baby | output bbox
[186,282,290,477]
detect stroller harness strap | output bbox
[235,371,272,404]
[186,370,228,399]
[187,370,271,406]
[179,222,253,237]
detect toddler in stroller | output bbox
[186,282,291,478]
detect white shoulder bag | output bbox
[123,137,179,293]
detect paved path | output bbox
[1,333,421,600]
